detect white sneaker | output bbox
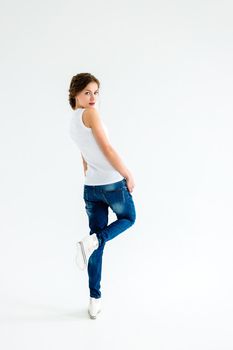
[75,233,99,270]
[88,297,101,319]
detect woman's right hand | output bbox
[125,175,135,193]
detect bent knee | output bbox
[129,212,136,225]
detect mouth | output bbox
[89,103,95,105]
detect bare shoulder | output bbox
[83,108,111,151]
[83,108,102,128]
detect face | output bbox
[75,82,99,109]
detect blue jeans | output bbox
[83,177,136,298]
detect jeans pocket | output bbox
[104,187,123,193]
[102,187,125,206]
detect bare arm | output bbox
[81,153,88,176]
[84,108,132,180]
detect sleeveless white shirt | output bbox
[70,108,124,185]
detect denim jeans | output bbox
[83,177,136,298]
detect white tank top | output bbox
[70,108,124,185]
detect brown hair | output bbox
[68,72,100,110]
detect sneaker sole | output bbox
[75,242,87,270]
[88,308,101,319]
[79,241,87,266]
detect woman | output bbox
[68,73,136,319]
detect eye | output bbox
[85,91,99,95]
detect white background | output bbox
[0,0,233,349]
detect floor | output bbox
[0,226,232,350]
